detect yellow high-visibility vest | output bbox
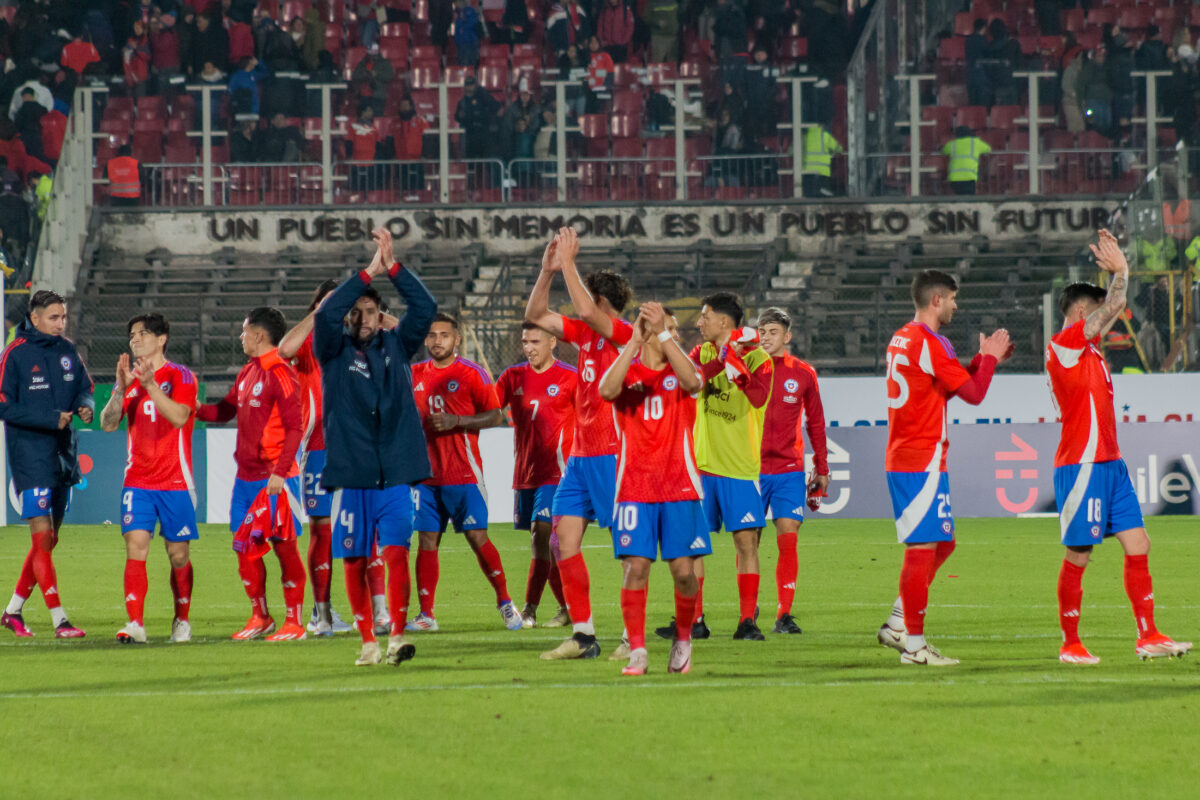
[802,127,842,177]
[941,136,992,182]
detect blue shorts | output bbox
[514,484,557,530]
[613,500,712,561]
[229,476,304,534]
[552,454,617,528]
[415,483,489,533]
[760,472,808,523]
[1055,459,1144,547]
[17,487,71,520]
[701,474,765,533]
[301,449,334,518]
[887,471,955,544]
[120,488,198,541]
[331,485,417,558]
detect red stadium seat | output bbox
[411,44,439,62]
[644,62,678,87]
[1085,7,1116,27]
[410,60,442,89]
[937,36,966,63]
[612,63,640,90]
[937,85,968,107]
[1061,8,1084,32]
[780,37,808,62]
[445,65,475,85]
[955,106,988,132]
[612,89,643,116]
[1044,129,1076,150]
[1118,7,1154,31]
[381,39,410,70]
[609,113,640,139]
[478,63,508,92]
[988,104,1023,130]
[381,22,411,39]
[953,13,973,36]
[480,43,508,62]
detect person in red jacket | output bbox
[61,32,101,76]
[196,306,308,642]
[393,96,429,192]
[595,0,635,63]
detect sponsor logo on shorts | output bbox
[689,537,706,549]
[739,512,756,525]
[546,384,559,397]
[663,376,678,391]
[178,527,191,537]
[784,378,799,393]
[791,507,806,516]
[619,533,632,546]
[123,513,133,525]
[462,515,477,526]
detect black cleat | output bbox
[692,615,711,639]
[771,613,803,635]
[386,641,417,666]
[733,618,765,641]
[654,617,677,641]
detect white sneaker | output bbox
[313,619,333,637]
[621,647,649,676]
[607,636,632,661]
[900,643,959,666]
[116,621,147,644]
[385,635,416,666]
[668,639,692,674]
[330,607,354,634]
[306,608,321,635]
[500,600,523,631]
[373,615,391,637]
[877,623,906,652]
[169,619,191,644]
[355,641,382,666]
[405,613,439,632]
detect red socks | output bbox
[674,588,698,641]
[170,563,193,621]
[124,559,148,625]
[547,559,566,607]
[696,575,704,618]
[382,545,411,636]
[30,531,62,610]
[557,553,591,626]
[1057,559,1085,646]
[1124,554,1158,639]
[775,533,798,617]
[416,548,439,617]
[526,558,551,606]
[14,548,36,599]
[342,557,375,642]
[236,552,269,617]
[930,539,956,583]
[472,540,510,605]
[899,548,936,636]
[274,539,307,626]
[308,518,332,605]
[367,543,386,599]
[620,587,647,650]
[736,572,759,622]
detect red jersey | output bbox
[412,356,500,485]
[1046,320,1121,467]
[496,359,577,489]
[196,349,303,481]
[612,361,702,503]
[121,361,198,493]
[885,322,970,473]
[761,354,829,476]
[291,333,325,452]
[560,315,634,457]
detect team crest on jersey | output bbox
[546,384,560,397]
[447,380,460,393]
[244,513,254,526]
[663,376,678,390]
[596,339,606,351]
[619,533,632,546]
[251,381,264,397]
[159,382,172,395]
[784,378,799,393]
[60,355,72,372]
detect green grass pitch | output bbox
[1,517,1197,798]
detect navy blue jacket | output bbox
[0,318,95,492]
[314,264,436,490]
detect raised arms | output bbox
[1084,229,1129,341]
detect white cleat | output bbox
[520,603,537,629]
[607,636,632,662]
[668,639,692,674]
[900,643,959,666]
[500,600,524,631]
[877,624,906,652]
[355,641,382,666]
[116,622,147,644]
[1136,634,1192,660]
[169,619,191,644]
[312,619,333,637]
[543,606,570,628]
[405,613,439,632]
[1059,643,1100,665]
[306,608,321,635]
[621,647,649,676]
[385,635,416,666]
[373,615,391,637]
[329,608,354,634]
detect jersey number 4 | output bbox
[886,352,909,409]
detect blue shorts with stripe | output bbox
[300,449,334,518]
[17,486,71,520]
[701,474,765,533]
[1054,459,1144,547]
[514,484,557,530]
[552,454,617,528]
[120,488,198,541]
[760,472,808,522]
[331,485,416,558]
[886,471,955,544]
[612,500,712,561]
[230,476,303,534]
[415,483,489,533]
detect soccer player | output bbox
[278,279,356,637]
[878,270,1010,666]
[756,307,829,634]
[0,290,93,639]
[315,228,436,666]
[495,322,576,628]
[599,301,707,675]
[525,228,635,660]
[691,292,774,641]
[196,306,308,641]
[98,313,198,644]
[1049,230,1191,664]
[410,313,522,631]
